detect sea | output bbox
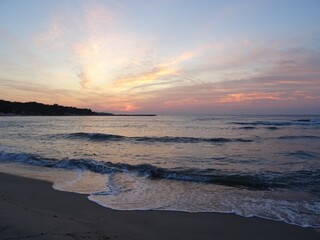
[0,115,319,227]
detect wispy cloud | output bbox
[35,19,64,48]
[218,92,295,103]
[0,26,41,64]
[111,49,202,93]
[114,67,177,88]
[77,69,90,89]
[131,43,320,113]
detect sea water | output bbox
[0,115,319,227]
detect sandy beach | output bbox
[0,173,318,240]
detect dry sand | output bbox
[0,172,319,240]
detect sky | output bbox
[0,0,319,114]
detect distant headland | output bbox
[0,100,156,116]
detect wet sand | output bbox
[0,172,319,240]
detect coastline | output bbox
[0,172,319,240]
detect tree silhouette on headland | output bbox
[0,100,110,116]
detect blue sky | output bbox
[0,0,319,114]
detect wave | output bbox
[265,126,279,130]
[230,119,320,126]
[238,126,256,130]
[67,132,125,141]
[1,150,319,192]
[278,135,320,140]
[238,126,279,130]
[281,150,318,159]
[193,117,222,121]
[58,132,253,143]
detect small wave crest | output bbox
[56,132,253,144]
[230,119,320,127]
[265,126,279,130]
[1,150,319,192]
[281,150,318,159]
[278,135,320,140]
[67,132,124,141]
[192,117,223,122]
[238,126,256,130]
[237,126,279,130]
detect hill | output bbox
[0,100,113,116]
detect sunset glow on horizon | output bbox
[1,0,319,114]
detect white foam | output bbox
[87,172,320,228]
[1,162,319,228]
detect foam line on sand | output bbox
[0,172,319,240]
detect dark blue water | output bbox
[0,115,319,227]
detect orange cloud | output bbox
[112,50,200,90]
[165,98,207,107]
[218,92,294,103]
[114,67,177,88]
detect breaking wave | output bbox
[1,150,319,192]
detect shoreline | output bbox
[0,172,319,240]
[0,114,157,117]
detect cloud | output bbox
[35,19,64,48]
[0,78,148,113]
[77,69,90,89]
[32,1,127,89]
[114,67,177,89]
[112,49,201,92]
[0,26,41,64]
[2,1,319,114]
[34,1,203,92]
[131,50,320,113]
[0,79,77,99]
[218,92,296,103]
